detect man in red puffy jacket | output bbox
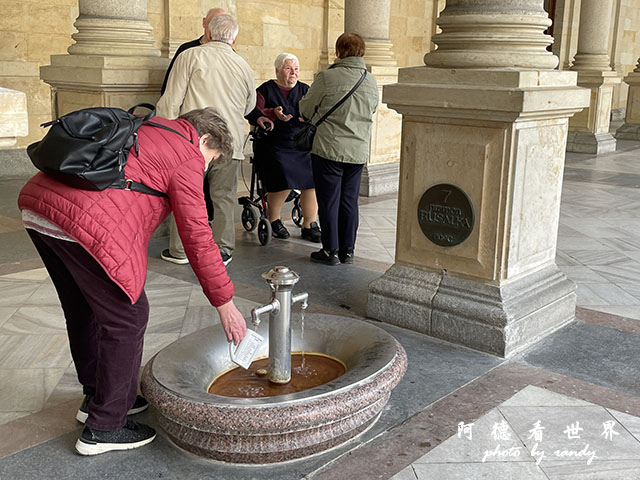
[18,107,247,456]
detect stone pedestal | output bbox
[0,87,28,148]
[368,67,589,357]
[40,55,168,115]
[567,72,620,154]
[567,0,620,154]
[616,62,640,141]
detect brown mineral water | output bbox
[208,353,346,398]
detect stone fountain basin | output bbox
[141,313,407,463]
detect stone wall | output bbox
[2,0,638,151]
[0,0,77,149]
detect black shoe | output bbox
[310,249,339,266]
[220,252,232,266]
[76,395,149,424]
[339,248,354,264]
[301,222,322,243]
[271,219,290,239]
[161,249,189,265]
[75,419,156,455]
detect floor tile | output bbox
[413,408,530,464]
[500,385,593,407]
[576,283,640,306]
[499,405,640,462]
[608,409,640,441]
[540,459,640,479]
[412,462,548,479]
[0,368,65,412]
[389,466,418,480]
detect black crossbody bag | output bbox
[293,69,367,152]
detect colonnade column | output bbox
[40,0,168,117]
[566,0,620,154]
[616,58,640,141]
[367,0,589,357]
[344,0,401,196]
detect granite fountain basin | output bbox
[141,313,407,463]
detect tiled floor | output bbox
[0,138,639,479]
[391,386,640,480]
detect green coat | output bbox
[299,56,379,164]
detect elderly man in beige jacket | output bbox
[157,14,256,266]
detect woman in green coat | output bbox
[299,32,379,265]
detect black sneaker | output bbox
[76,395,149,424]
[301,222,322,243]
[339,248,354,264]
[310,249,339,266]
[161,249,189,265]
[220,252,232,266]
[75,420,156,455]
[271,219,290,239]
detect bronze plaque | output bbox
[417,184,474,247]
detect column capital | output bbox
[424,0,558,70]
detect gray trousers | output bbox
[170,158,241,258]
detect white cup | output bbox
[229,329,264,369]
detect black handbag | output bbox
[293,69,367,152]
[27,103,191,197]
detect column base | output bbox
[359,162,399,197]
[566,131,617,154]
[367,264,576,358]
[615,123,640,141]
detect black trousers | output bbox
[27,230,149,430]
[311,154,364,253]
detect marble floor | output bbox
[0,139,639,479]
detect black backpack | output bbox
[27,103,192,197]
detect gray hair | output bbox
[274,53,299,72]
[179,107,233,162]
[209,14,239,44]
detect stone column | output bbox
[566,0,620,154]
[367,0,590,357]
[344,0,401,196]
[40,0,168,117]
[68,0,159,57]
[616,58,640,141]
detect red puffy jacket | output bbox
[18,117,234,306]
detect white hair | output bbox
[274,53,299,72]
[209,14,239,44]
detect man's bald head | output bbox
[203,8,226,40]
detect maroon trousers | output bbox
[27,230,149,430]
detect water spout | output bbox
[250,266,308,384]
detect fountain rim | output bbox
[145,313,402,408]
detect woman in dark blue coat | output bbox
[246,53,321,242]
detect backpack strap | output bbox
[111,178,168,198]
[124,179,168,198]
[128,103,157,122]
[312,70,367,127]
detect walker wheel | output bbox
[291,204,303,228]
[242,205,260,232]
[257,218,272,246]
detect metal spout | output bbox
[249,266,308,384]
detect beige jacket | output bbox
[157,41,256,160]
